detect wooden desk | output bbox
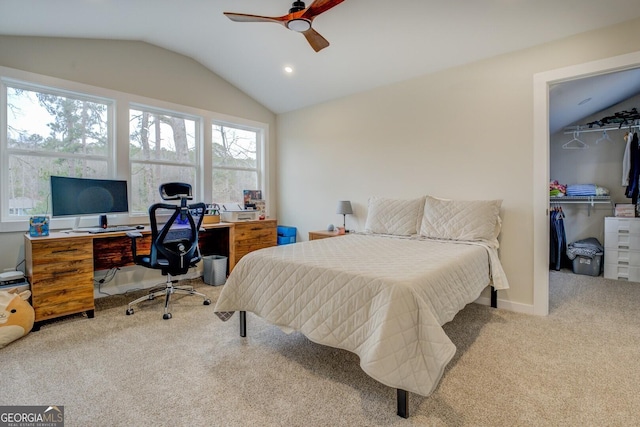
[24,219,276,327]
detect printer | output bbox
[0,270,30,293]
[220,203,260,222]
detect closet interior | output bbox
[550,73,640,280]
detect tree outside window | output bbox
[5,85,111,218]
[212,124,260,205]
[129,107,198,213]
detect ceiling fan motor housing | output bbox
[289,1,306,13]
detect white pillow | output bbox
[419,196,502,245]
[364,196,425,236]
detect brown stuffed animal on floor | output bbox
[0,289,35,349]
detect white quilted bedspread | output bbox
[214,233,507,396]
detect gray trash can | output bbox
[203,255,227,286]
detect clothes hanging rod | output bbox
[563,123,640,135]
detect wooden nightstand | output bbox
[309,230,343,240]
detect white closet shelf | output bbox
[550,196,613,216]
[550,195,611,203]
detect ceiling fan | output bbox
[223,0,345,52]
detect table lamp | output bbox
[336,200,353,231]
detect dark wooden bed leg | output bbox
[490,286,497,308]
[239,310,247,337]
[397,389,409,418]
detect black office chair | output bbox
[125,182,211,319]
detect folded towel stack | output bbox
[566,184,597,196]
[565,184,609,197]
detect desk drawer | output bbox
[233,221,277,262]
[33,291,95,321]
[30,258,94,281]
[30,239,93,264]
[233,222,277,242]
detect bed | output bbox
[214,196,509,418]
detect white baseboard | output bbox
[474,295,534,315]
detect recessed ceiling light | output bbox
[284,66,294,74]
[578,97,592,105]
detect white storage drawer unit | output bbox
[604,217,640,281]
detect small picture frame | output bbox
[243,190,262,209]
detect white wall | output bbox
[0,36,277,292]
[276,18,640,310]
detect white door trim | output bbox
[533,51,640,315]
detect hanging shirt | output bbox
[625,133,640,203]
[623,132,633,186]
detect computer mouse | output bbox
[136,225,145,229]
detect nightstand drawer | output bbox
[309,230,342,240]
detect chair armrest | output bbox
[126,231,144,258]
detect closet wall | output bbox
[550,93,640,245]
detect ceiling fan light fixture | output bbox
[287,18,311,32]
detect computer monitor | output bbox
[50,176,129,220]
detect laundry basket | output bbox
[567,237,603,277]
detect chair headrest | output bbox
[159,182,193,201]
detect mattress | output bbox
[214,233,508,396]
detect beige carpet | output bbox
[1,271,639,426]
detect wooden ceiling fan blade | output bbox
[302,0,345,20]
[303,28,330,52]
[223,12,287,25]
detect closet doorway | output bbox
[533,51,640,315]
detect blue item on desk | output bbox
[29,216,49,237]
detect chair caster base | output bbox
[126,308,134,315]
[204,299,211,305]
[163,313,172,320]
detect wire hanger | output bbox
[595,130,611,144]
[562,131,588,149]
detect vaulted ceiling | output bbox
[550,68,640,135]
[2,0,640,124]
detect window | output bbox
[129,106,200,214]
[3,81,113,220]
[212,123,262,204]
[0,67,269,231]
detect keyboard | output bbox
[83,226,138,234]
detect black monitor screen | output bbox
[51,176,129,217]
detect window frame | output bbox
[3,78,117,221]
[211,119,265,207]
[0,66,269,232]
[128,103,202,215]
